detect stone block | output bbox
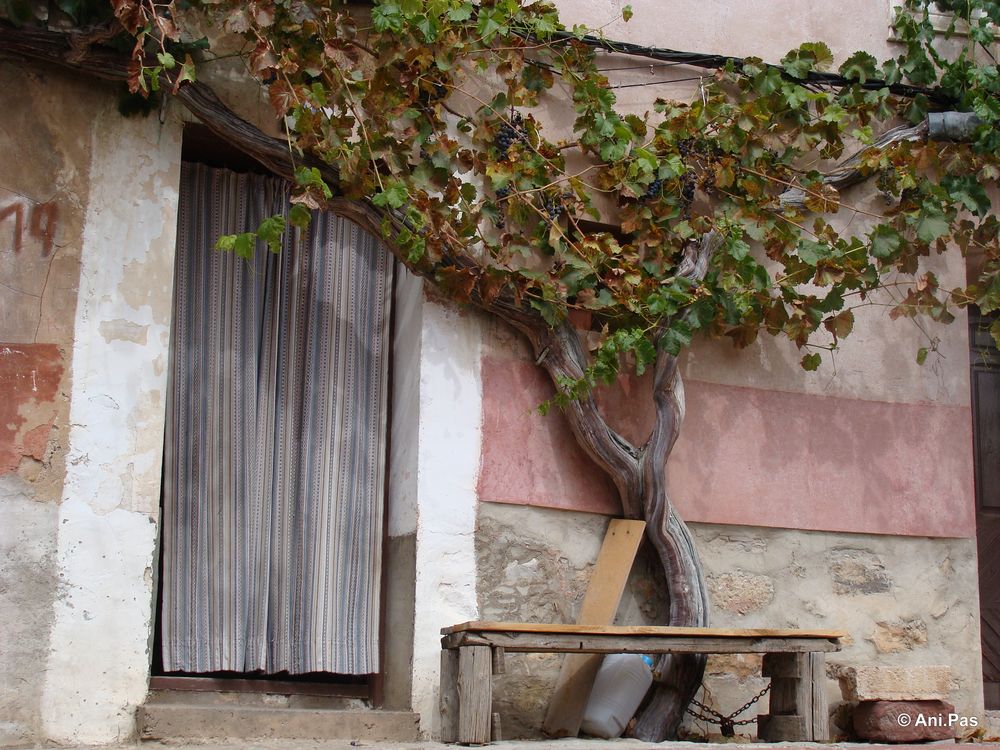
[872,618,928,653]
[835,664,950,701]
[828,549,892,595]
[707,570,775,615]
[853,700,956,742]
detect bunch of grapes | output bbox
[492,186,511,230]
[544,197,564,220]
[644,178,664,200]
[495,112,527,158]
[681,174,696,204]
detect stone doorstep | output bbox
[136,702,421,742]
[831,664,951,702]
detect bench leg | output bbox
[458,645,493,745]
[809,653,829,741]
[440,649,460,743]
[758,652,828,741]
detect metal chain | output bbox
[685,682,771,737]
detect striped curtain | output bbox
[161,163,392,675]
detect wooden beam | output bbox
[444,631,842,654]
[442,622,846,639]
[542,519,646,738]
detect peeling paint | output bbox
[0,344,63,475]
[98,319,149,345]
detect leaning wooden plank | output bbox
[458,646,492,745]
[444,631,842,654]
[442,622,846,639]
[542,519,646,738]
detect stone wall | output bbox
[476,502,983,740]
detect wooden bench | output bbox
[439,621,844,745]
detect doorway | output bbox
[151,130,393,702]
[971,307,1000,709]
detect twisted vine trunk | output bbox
[508,318,709,741]
[500,234,719,741]
[631,353,709,741]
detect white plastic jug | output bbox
[580,653,654,738]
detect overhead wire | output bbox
[510,26,957,105]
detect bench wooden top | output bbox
[442,621,845,639]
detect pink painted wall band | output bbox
[478,356,976,539]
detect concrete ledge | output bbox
[137,704,421,742]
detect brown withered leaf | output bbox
[158,15,179,40]
[443,178,461,205]
[290,191,322,210]
[456,149,474,171]
[267,79,295,114]
[823,309,854,340]
[437,266,477,303]
[479,272,507,306]
[127,57,145,95]
[804,183,840,213]
[250,40,278,75]
[765,237,788,261]
[112,0,146,34]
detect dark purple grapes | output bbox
[644,178,663,200]
[494,112,527,158]
[681,174,696,203]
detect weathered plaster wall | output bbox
[0,63,98,746]
[476,502,983,740]
[36,95,182,745]
[0,61,182,746]
[408,296,484,734]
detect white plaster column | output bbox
[409,296,483,736]
[40,104,182,744]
